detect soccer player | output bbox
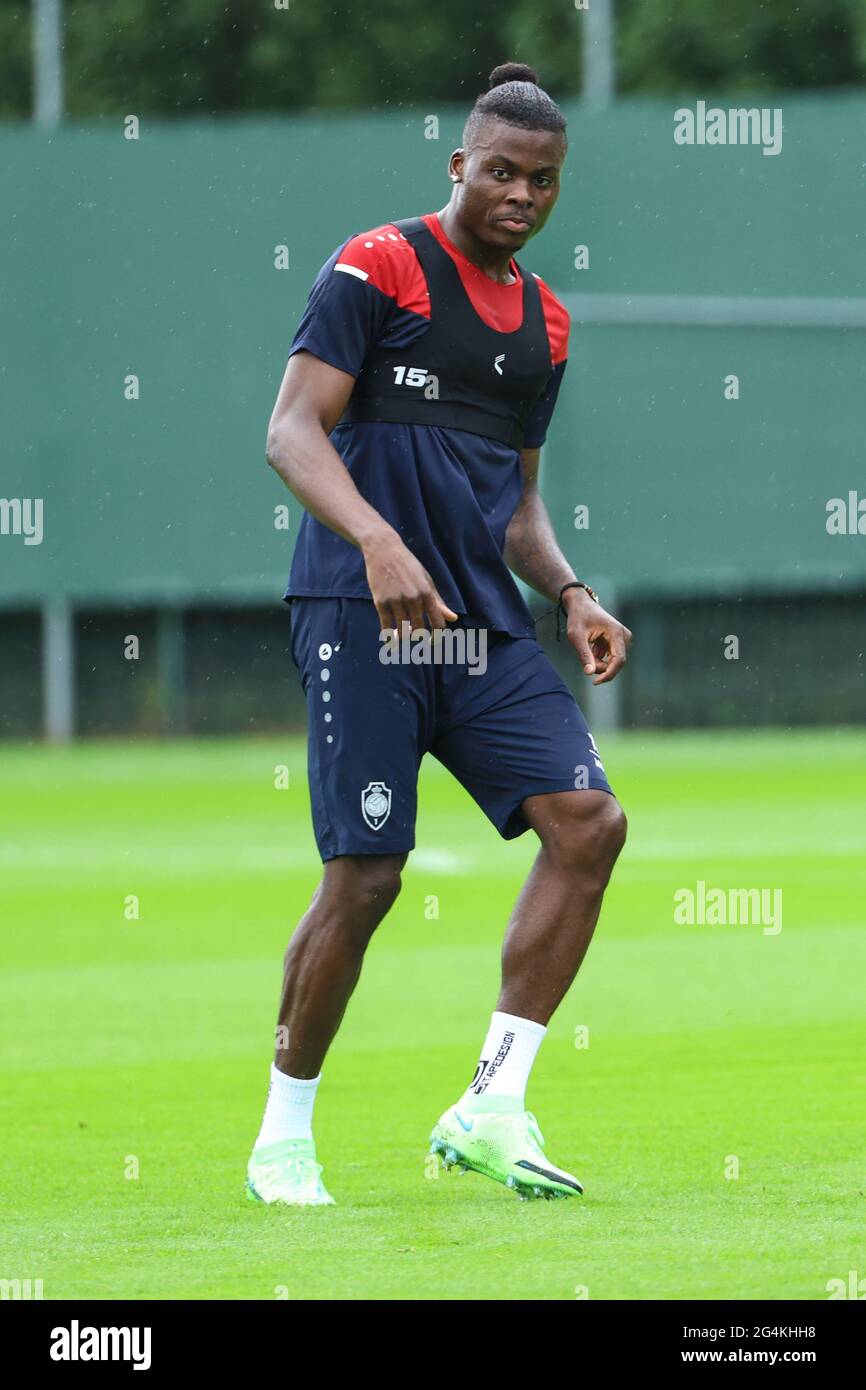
[248,63,632,1206]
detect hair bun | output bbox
[488,62,540,90]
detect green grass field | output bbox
[1,728,864,1301]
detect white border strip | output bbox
[334,262,369,281]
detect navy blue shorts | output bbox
[289,598,614,862]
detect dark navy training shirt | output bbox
[283,211,571,638]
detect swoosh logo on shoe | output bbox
[454,1111,473,1132]
[515,1159,583,1193]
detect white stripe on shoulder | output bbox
[334,262,369,281]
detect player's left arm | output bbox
[503,447,632,685]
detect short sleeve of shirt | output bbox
[522,359,568,449]
[287,243,399,379]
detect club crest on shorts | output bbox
[361,781,392,831]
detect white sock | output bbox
[459,1010,547,1109]
[254,1064,321,1147]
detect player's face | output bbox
[451,117,566,249]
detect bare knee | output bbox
[348,855,407,916]
[320,852,408,927]
[533,792,627,885]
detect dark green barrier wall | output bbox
[2,95,864,609]
[548,323,865,598]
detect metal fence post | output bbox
[42,600,74,741]
[582,0,615,110]
[32,0,64,129]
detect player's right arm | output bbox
[266,349,457,633]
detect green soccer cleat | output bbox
[245,1138,335,1207]
[429,1095,584,1201]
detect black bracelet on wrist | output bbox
[534,580,600,642]
[559,580,599,607]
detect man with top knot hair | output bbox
[249,63,632,1206]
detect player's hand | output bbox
[563,589,632,685]
[362,531,458,635]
